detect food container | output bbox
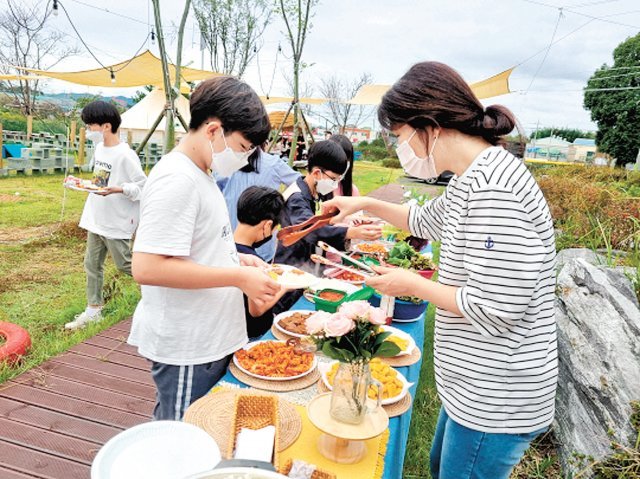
[314,289,347,313]
[368,292,428,321]
[227,395,280,469]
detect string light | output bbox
[110,69,116,83]
[151,29,156,45]
[53,0,59,16]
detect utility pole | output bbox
[635,147,640,170]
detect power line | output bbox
[525,7,564,93]
[55,0,150,79]
[520,0,640,29]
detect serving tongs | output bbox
[276,210,339,247]
[316,241,377,275]
[309,254,378,278]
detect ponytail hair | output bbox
[378,62,516,145]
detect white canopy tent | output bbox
[119,88,191,143]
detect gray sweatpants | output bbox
[84,231,132,306]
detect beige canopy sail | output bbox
[260,96,327,105]
[0,73,43,81]
[15,50,221,88]
[348,68,514,105]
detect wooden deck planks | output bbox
[0,319,155,478]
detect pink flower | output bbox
[338,301,372,321]
[368,306,387,325]
[324,313,356,337]
[306,311,331,335]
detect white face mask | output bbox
[316,177,339,196]
[396,129,438,180]
[86,129,104,144]
[209,127,253,177]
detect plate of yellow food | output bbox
[319,358,413,405]
[264,264,319,289]
[379,325,416,357]
[233,340,317,381]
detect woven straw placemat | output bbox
[229,362,320,392]
[381,347,422,367]
[316,380,413,418]
[271,324,296,341]
[184,388,302,457]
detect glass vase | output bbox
[329,361,382,425]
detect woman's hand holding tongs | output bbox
[321,196,370,224]
[365,265,420,297]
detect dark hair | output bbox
[307,140,348,175]
[81,100,121,133]
[189,76,271,148]
[237,186,285,226]
[378,62,516,147]
[328,134,354,196]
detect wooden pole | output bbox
[135,110,166,155]
[127,130,133,147]
[152,0,175,154]
[27,115,33,141]
[70,120,77,144]
[266,103,294,153]
[78,127,86,167]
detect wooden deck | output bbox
[0,318,154,478]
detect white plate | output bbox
[323,267,366,285]
[91,421,221,479]
[233,340,318,381]
[64,183,104,194]
[265,264,319,289]
[350,241,393,254]
[380,325,417,356]
[318,360,413,406]
[273,309,316,338]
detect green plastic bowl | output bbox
[314,289,348,313]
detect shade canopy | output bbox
[268,110,295,129]
[0,73,43,81]
[120,88,190,136]
[15,50,221,88]
[348,68,514,105]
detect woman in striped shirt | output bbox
[323,62,557,479]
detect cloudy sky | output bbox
[12,0,640,134]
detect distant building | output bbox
[567,138,597,163]
[525,136,571,160]
[343,127,371,143]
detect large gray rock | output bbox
[554,257,640,475]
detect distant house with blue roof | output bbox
[568,138,597,163]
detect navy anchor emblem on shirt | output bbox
[485,236,495,249]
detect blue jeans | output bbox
[430,407,547,479]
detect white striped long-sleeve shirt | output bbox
[409,146,557,433]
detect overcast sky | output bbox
[15,0,640,134]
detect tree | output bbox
[584,32,640,166]
[318,73,372,134]
[278,0,320,164]
[193,0,272,77]
[529,127,596,143]
[0,0,77,115]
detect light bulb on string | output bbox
[53,0,59,16]
[151,30,156,45]
[110,69,116,84]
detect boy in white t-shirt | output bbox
[65,101,146,330]
[129,76,281,420]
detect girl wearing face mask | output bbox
[322,62,557,479]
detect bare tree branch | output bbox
[0,0,78,115]
[318,72,372,133]
[193,0,271,77]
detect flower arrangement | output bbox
[305,301,401,362]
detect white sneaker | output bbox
[64,311,102,330]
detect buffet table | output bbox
[218,295,426,479]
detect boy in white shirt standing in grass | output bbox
[129,77,281,420]
[66,101,146,330]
